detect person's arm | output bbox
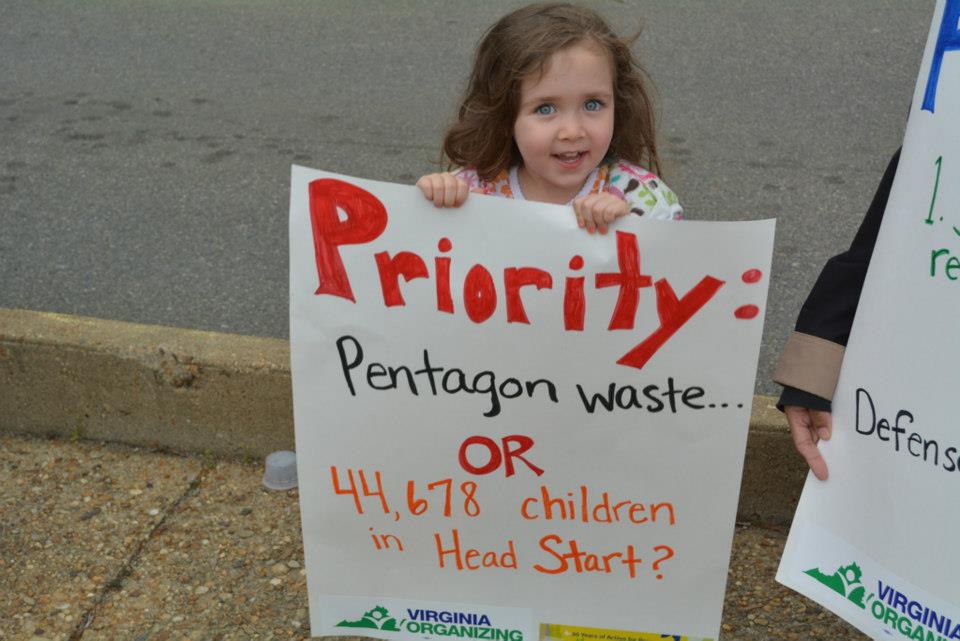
[606,161,683,221]
[779,386,831,411]
[774,147,901,479]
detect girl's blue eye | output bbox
[536,104,556,115]
[585,99,603,112]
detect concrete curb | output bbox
[0,307,805,524]
[0,308,293,459]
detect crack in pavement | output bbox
[67,464,212,640]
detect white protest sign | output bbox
[289,167,774,641]
[777,1,960,639]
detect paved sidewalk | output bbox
[0,431,868,641]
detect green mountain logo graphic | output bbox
[804,561,867,609]
[336,605,402,631]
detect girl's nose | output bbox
[557,113,585,140]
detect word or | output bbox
[434,528,518,571]
[576,377,740,414]
[854,388,959,474]
[458,435,544,478]
[873,580,960,640]
[519,484,675,525]
[330,467,483,518]
[309,178,726,370]
[336,335,558,418]
[922,0,960,113]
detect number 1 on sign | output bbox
[925,155,943,225]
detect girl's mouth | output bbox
[553,151,586,168]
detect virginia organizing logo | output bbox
[336,603,525,640]
[804,561,867,608]
[336,605,402,631]
[803,561,960,641]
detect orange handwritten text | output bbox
[434,528,518,571]
[520,485,675,525]
[330,467,483,519]
[533,535,645,577]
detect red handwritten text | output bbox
[309,179,725,369]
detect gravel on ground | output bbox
[0,432,868,641]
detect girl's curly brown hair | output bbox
[442,2,661,182]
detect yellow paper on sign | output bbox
[539,623,711,641]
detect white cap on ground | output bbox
[262,450,298,490]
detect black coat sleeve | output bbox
[777,148,901,410]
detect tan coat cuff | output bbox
[774,331,845,401]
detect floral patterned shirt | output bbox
[454,160,682,220]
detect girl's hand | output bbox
[416,172,470,208]
[573,193,630,234]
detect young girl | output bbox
[416,2,682,234]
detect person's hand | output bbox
[784,405,833,481]
[573,192,630,234]
[416,173,470,208]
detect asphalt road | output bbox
[0,0,934,394]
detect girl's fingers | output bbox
[573,200,586,230]
[576,195,629,234]
[432,178,446,207]
[422,175,447,207]
[455,177,469,206]
[572,198,585,228]
[416,177,434,202]
[604,200,627,223]
[442,176,458,207]
[576,196,599,233]
[598,203,611,232]
[417,173,469,208]
[425,175,468,208]
[437,176,452,207]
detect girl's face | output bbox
[513,41,615,205]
